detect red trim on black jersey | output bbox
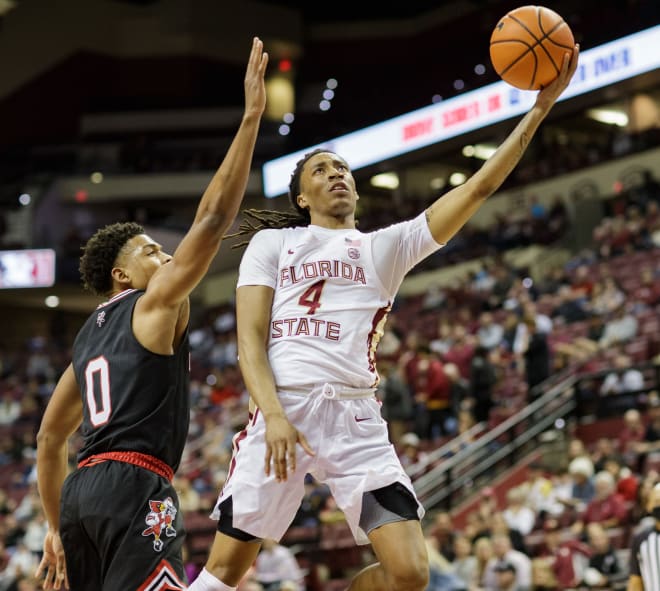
[137,559,185,591]
[97,288,138,309]
[78,451,174,481]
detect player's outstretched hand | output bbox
[264,414,315,481]
[244,36,268,118]
[36,529,69,590]
[536,44,579,111]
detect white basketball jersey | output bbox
[237,213,441,391]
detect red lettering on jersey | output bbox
[295,317,310,335]
[318,260,332,277]
[270,317,342,340]
[326,322,341,341]
[354,267,366,285]
[303,262,317,278]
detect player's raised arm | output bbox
[424,45,578,246]
[145,37,268,308]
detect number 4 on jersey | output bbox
[298,279,326,314]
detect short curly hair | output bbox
[79,222,144,296]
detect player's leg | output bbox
[59,472,104,590]
[348,520,428,591]
[346,484,429,591]
[188,496,262,590]
[188,532,261,590]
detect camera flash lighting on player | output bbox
[370,172,399,190]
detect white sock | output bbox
[187,568,236,591]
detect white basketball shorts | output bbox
[211,385,424,545]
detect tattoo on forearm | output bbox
[520,132,529,151]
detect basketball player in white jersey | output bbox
[189,45,579,591]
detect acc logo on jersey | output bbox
[96,311,106,327]
[142,497,177,552]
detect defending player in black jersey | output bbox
[34,37,267,591]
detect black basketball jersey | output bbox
[72,289,190,471]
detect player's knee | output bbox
[385,552,429,591]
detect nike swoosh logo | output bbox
[355,416,370,422]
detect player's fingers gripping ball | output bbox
[490,5,574,90]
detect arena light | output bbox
[586,108,629,127]
[263,25,660,197]
[370,172,399,190]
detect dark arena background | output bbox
[1,1,659,589]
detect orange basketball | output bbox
[490,5,574,90]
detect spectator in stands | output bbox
[0,391,20,425]
[477,312,504,351]
[485,534,532,591]
[521,462,562,521]
[551,285,590,324]
[603,455,639,503]
[598,303,639,349]
[429,511,456,562]
[590,437,617,473]
[253,538,305,591]
[377,358,413,446]
[633,265,660,306]
[619,408,648,469]
[581,522,622,588]
[413,345,452,440]
[599,352,644,404]
[424,537,466,591]
[443,325,476,383]
[589,276,626,317]
[451,533,477,589]
[473,536,496,590]
[174,476,202,513]
[491,511,528,556]
[1,541,39,590]
[520,314,551,401]
[468,345,497,424]
[627,401,660,475]
[398,432,429,475]
[559,456,595,514]
[537,517,591,589]
[503,486,536,537]
[572,471,628,536]
[493,560,522,591]
[444,362,469,433]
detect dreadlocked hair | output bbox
[79,221,144,296]
[223,208,309,249]
[224,148,334,249]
